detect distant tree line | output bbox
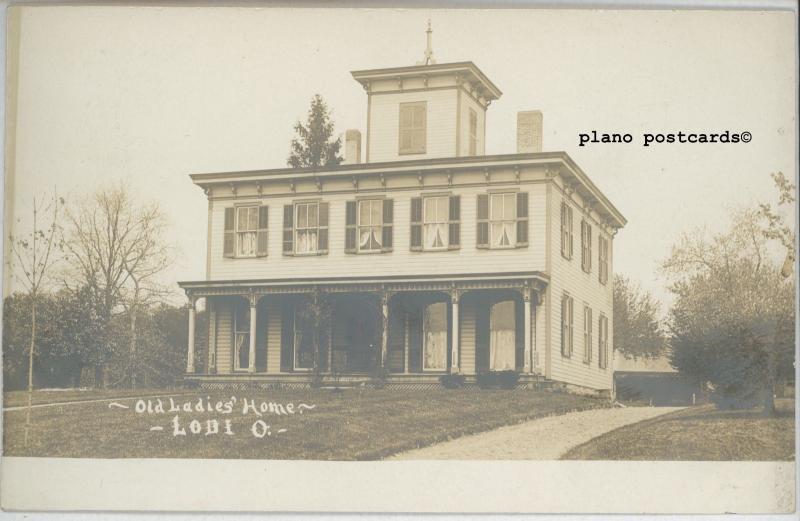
[615,172,795,415]
[4,185,206,391]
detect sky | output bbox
[4,7,797,310]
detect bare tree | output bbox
[8,191,64,446]
[63,184,171,388]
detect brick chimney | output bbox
[517,111,543,153]
[343,129,362,164]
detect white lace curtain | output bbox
[490,300,516,370]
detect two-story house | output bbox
[178,39,626,394]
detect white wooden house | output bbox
[178,38,626,393]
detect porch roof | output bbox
[178,271,548,298]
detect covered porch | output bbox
[179,272,548,387]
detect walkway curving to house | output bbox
[388,406,685,460]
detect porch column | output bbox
[380,292,389,372]
[186,295,196,374]
[248,294,257,373]
[451,290,460,374]
[523,286,532,373]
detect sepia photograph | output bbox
[0,3,797,514]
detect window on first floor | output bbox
[561,293,574,357]
[294,309,315,371]
[490,300,516,371]
[583,305,593,363]
[423,301,448,371]
[598,313,609,369]
[233,300,251,371]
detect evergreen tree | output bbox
[287,94,343,168]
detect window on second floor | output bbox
[399,102,426,155]
[410,195,460,251]
[581,219,592,273]
[560,200,574,260]
[599,235,609,285]
[477,192,528,249]
[223,205,267,259]
[283,202,328,256]
[468,108,478,156]
[345,198,393,254]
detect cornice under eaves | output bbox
[190,152,626,229]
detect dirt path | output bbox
[389,406,684,460]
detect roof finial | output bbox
[418,19,436,65]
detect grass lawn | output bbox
[3,388,193,409]
[3,388,604,460]
[563,398,795,461]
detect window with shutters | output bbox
[224,205,267,259]
[489,193,517,248]
[468,108,478,156]
[561,293,574,357]
[599,235,609,285]
[358,199,383,252]
[423,196,449,250]
[598,313,609,369]
[286,202,328,256]
[560,201,574,260]
[399,102,426,155]
[581,219,592,273]
[583,305,593,363]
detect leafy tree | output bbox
[663,208,794,414]
[613,274,666,360]
[287,94,343,168]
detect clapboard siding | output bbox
[458,93,486,157]
[208,182,547,281]
[368,89,458,163]
[460,298,477,374]
[215,300,233,375]
[547,177,615,390]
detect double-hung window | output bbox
[560,201,574,259]
[223,205,268,258]
[423,196,449,250]
[581,219,592,273]
[345,199,393,254]
[233,300,251,371]
[489,193,517,248]
[477,192,528,249]
[561,293,574,357]
[283,202,329,255]
[583,305,593,363]
[358,199,383,251]
[598,313,609,369]
[599,235,609,285]
[236,206,259,257]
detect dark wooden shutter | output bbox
[345,200,357,253]
[223,207,235,258]
[560,202,566,257]
[318,202,329,254]
[516,192,529,247]
[410,197,423,251]
[282,205,294,255]
[382,199,394,252]
[476,194,489,248]
[586,223,592,272]
[256,206,269,257]
[580,220,586,269]
[568,207,574,259]
[448,195,460,249]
